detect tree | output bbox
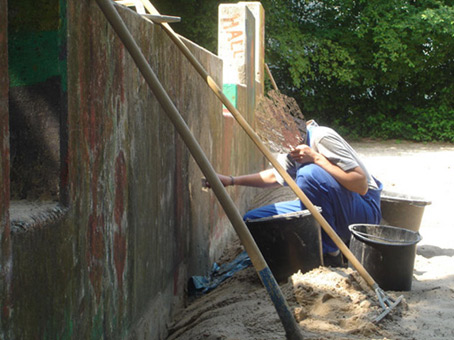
[261,0,454,141]
[153,0,454,141]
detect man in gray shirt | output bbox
[212,120,382,266]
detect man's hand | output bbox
[290,145,318,164]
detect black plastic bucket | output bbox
[380,191,431,232]
[245,209,322,282]
[349,224,422,291]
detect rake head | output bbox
[373,285,404,323]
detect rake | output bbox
[134,2,404,323]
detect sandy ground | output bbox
[167,141,454,340]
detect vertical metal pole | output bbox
[94,1,304,339]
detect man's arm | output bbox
[290,145,368,195]
[206,169,281,188]
[314,157,368,195]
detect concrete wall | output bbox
[8,0,67,201]
[0,0,265,339]
[0,0,12,337]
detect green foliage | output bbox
[261,0,454,142]
[373,106,454,142]
[156,0,454,142]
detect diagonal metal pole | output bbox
[137,0,403,322]
[94,0,305,339]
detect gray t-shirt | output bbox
[273,125,378,190]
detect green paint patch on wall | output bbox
[8,31,61,87]
[223,83,238,109]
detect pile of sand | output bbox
[291,268,390,338]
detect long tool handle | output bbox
[139,0,377,289]
[94,1,304,339]
[265,63,279,92]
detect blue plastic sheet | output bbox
[188,251,251,296]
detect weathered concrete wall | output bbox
[8,0,67,201]
[0,0,12,338]
[1,1,265,339]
